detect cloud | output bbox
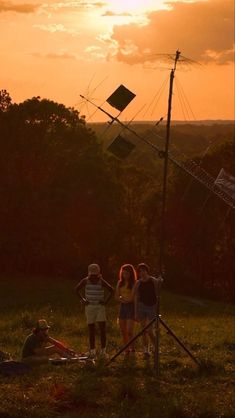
[0,0,38,13]
[43,1,106,13]
[30,51,78,60]
[110,0,234,65]
[84,45,106,60]
[33,23,80,35]
[33,24,67,33]
[46,52,77,60]
[85,45,102,52]
[102,10,132,17]
[97,33,114,44]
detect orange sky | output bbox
[0,0,234,122]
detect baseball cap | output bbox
[88,263,100,275]
[35,319,50,331]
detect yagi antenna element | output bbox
[106,84,136,112]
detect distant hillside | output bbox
[89,122,234,162]
[89,120,234,126]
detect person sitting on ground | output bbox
[75,263,114,359]
[21,319,73,364]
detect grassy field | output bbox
[0,276,234,418]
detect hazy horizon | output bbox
[88,119,235,124]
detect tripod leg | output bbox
[154,299,160,375]
[159,317,200,366]
[106,316,157,366]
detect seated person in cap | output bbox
[21,319,74,364]
[75,263,113,358]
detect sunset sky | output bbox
[1,0,234,122]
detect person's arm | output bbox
[48,337,76,357]
[153,276,163,299]
[75,278,88,304]
[101,278,114,305]
[133,281,140,320]
[115,282,121,302]
[34,345,66,358]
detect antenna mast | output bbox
[159,49,181,274]
[154,50,181,375]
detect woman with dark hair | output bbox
[115,264,137,354]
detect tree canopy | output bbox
[0,92,122,276]
[0,90,234,301]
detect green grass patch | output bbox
[0,276,234,418]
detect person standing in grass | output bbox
[75,263,113,358]
[133,263,162,358]
[115,264,137,355]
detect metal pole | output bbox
[159,59,179,271]
[155,50,181,376]
[154,295,160,374]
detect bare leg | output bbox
[126,319,135,350]
[119,319,128,344]
[147,327,156,347]
[98,321,106,349]
[88,323,95,350]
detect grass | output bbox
[0,276,234,418]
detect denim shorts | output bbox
[137,302,157,321]
[119,303,135,320]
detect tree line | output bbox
[0,90,234,301]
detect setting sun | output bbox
[104,0,164,13]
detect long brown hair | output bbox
[119,264,137,289]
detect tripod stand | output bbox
[106,313,200,367]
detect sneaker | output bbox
[100,348,108,359]
[87,349,96,359]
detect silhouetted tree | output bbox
[0,96,123,277]
[0,89,12,112]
